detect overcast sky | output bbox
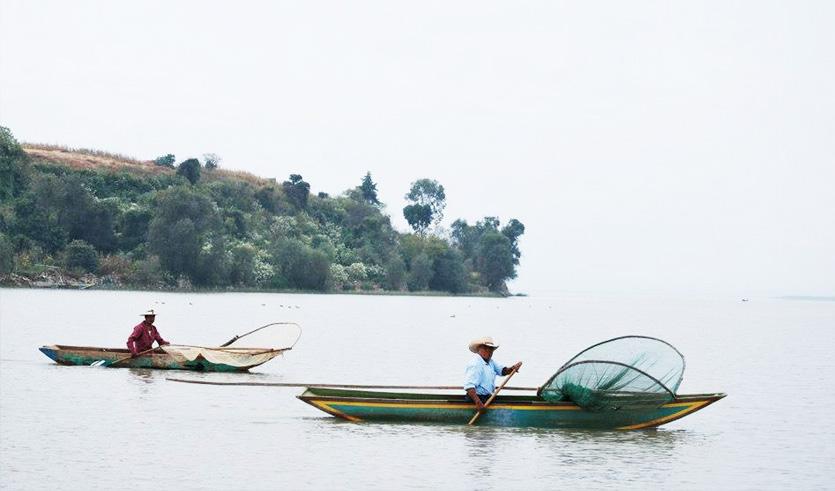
[1,1,833,296]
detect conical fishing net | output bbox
[539,336,685,412]
[161,322,302,368]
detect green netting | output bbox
[539,336,685,412]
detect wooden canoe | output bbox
[297,387,726,430]
[38,344,287,372]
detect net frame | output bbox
[220,322,303,349]
[538,335,686,399]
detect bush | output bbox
[203,153,221,170]
[65,240,99,273]
[154,154,176,167]
[0,233,14,273]
[126,255,170,287]
[407,253,433,291]
[271,238,330,291]
[383,256,406,291]
[177,158,201,185]
[99,254,135,277]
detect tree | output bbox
[0,126,30,201]
[65,239,99,273]
[147,187,221,281]
[451,219,478,258]
[228,243,258,286]
[476,231,515,292]
[12,177,68,252]
[177,158,201,185]
[270,238,330,290]
[407,252,433,291]
[0,233,14,273]
[255,186,280,213]
[282,174,310,210]
[203,153,221,170]
[359,172,381,205]
[501,218,525,265]
[404,178,446,230]
[403,204,433,234]
[154,154,176,167]
[383,255,407,290]
[430,247,468,293]
[119,207,152,251]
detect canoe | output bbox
[297,387,726,430]
[38,344,288,372]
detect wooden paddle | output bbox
[91,347,156,367]
[468,366,519,425]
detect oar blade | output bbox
[90,359,109,367]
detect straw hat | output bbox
[469,336,499,353]
[140,309,157,317]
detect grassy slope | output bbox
[22,143,272,187]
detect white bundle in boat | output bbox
[162,345,282,368]
[161,322,302,368]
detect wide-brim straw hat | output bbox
[141,309,157,317]
[469,336,499,353]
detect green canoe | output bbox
[297,386,726,430]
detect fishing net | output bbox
[162,345,282,368]
[539,336,685,411]
[162,345,281,368]
[161,322,302,368]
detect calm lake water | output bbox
[1,289,833,490]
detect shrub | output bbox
[0,233,14,273]
[176,158,201,185]
[154,154,176,167]
[203,153,221,170]
[407,253,433,291]
[65,240,98,273]
[98,254,135,277]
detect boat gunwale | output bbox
[298,386,727,407]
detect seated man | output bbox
[464,336,522,411]
[127,309,170,357]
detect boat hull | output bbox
[38,345,277,372]
[298,387,726,430]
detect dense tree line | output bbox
[0,127,524,294]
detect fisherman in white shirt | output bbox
[464,336,522,411]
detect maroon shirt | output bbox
[126,322,168,355]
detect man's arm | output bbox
[466,388,485,411]
[126,326,140,355]
[501,361,523,376]
[153,328,169,346]
[464,363,483,410]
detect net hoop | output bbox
[539,359,677,399]
[555,335,685,389]
[220,322,302,349]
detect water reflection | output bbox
[128,368,159,384]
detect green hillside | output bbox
[0,126,524,294]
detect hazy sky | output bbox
[1,1,833,296]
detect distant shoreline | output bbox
[0,281,507,298]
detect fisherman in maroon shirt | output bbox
[127,309,170,357]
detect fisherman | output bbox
[464,336,522,411]
[127,309,170,357]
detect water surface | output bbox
[1,289,833,489]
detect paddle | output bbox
[91,347,156,368]
[468,366,519,425]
